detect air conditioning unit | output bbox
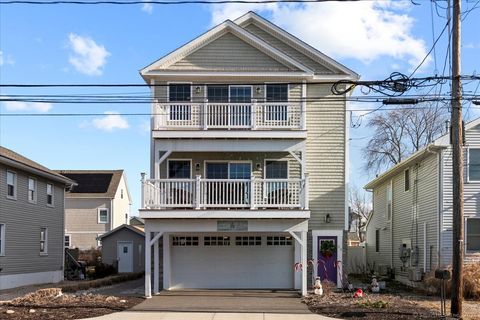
[408,267,423,282]
[378,264,389,276]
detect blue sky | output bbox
[1,1,479,213]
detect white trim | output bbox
[466,147,480,183]
[28,177,37,204]
[46,183,54,207]
[40,227,48,256]
[98,208,109,224]
[64,234,71,248]
[0,270,63,290]
[386,180,393,222]
[0,223,5,256]
[141,21,313,74]
[152,130,307,139]
[167,159,193,179]
[139,209,310,219]
[97,233,103,247]
[143,71,313,79]
[312,229,344,288]
[6,169,17,200]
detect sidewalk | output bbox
[85,311,338,320]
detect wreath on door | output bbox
[320,241,336,258]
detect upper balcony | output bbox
[152,100,306,139]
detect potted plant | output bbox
[320,241,336,258]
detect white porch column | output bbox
[144,230,152,298]
[301,231,308,296]
[153,236,159,294]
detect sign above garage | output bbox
[217,221,248,231]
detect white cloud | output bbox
[87,112,129,132]
[0,50,15,66]
[141,1,153,14]
[67,33,110,76]
[210,1,428,69]
[2,99,52,112]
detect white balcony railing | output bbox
[153,101,305,130]
[142,176,309,210]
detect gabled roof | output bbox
[0,146,75,186]
[55,170,125,199]
[129,216,145,225]
[234,11,359,79]
[97,224,145,240]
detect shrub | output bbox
[424,263,480,300]
[94,263,117,279]
[78,248,102,266]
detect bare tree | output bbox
[349,187,371,242]
[363,103,447,173]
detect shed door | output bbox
[117,241,133,273]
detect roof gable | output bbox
[141,20,313,75]
[234,12,359,79]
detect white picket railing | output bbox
[153,101,304,130]
[142,177,309,210]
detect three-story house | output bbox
[139,12,359,297]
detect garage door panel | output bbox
[170,235,294,289]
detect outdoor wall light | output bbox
[256,86,262,94]
[256,163,261,170]
[325,214,331,223]
[195,163,200,171]
[195,86,201,94]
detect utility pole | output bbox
[450,0,463,317]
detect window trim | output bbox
[386,180,393,222]
[6,170,17,200]
[46,183,54,207]
[28,177,37,204]
[0,223,5,256]
[97,208,109,224]
[264,159,290,180]
[404,168,410,192]
[40,227,48,256]
[167,159,193,179]
[466,217,480,252]
[467,148,480,182]
[64,234,71,248]
[203,160,253,179]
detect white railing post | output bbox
[250,175,256,210]
[141,172,146,208]
[251,99,257,130]
[301,81,307,130]
[195,175,201,209]
[303,173,309,210]
[203,99,208,130]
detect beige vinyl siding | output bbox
[69,233,101,250]
[169,33,293,72]
[112,175,131,227]
[159,152,300,180]
[306,84,346,231]
[243,23,334,75]
[442,123,480,266]
[0,164,65,276]
[101,228,145,273]
[65,198,112,232]
[366,183,392,269]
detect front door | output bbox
[317,236,338,284]
[117,241,133,273]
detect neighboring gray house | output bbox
[139,11,359,297]
[364,118,480,283]
[55,170,132,250]
[0,147,75,290]
[129,216,145,227]
[98,224,145,273]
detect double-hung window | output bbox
[265,84,288,122]
[469,149,480,181]
[0,224,5,256]
[28,178,36,203]
[6,171,16,199]
[46,183,54,206]
[466,218,480,251]
[98,208,109,224]
[40,227,48,255]
[169,84,191,121]
[64,235,71,248]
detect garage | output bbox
[169,234,295,289]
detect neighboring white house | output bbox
[364,118,480,283]
[55,170,132,250]
[139,11,359,297]
[0,147,75,290]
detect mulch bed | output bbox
[0,288,143,319]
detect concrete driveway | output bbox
[86,312,335,320]
[132,290,310,313]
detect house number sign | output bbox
[217,221,248,231]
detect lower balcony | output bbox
[141,177,309,212]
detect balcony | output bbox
[153,101,305,131]
[142,177,309,211]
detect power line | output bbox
[0,0,423,5]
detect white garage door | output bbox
[170,234,294,289]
